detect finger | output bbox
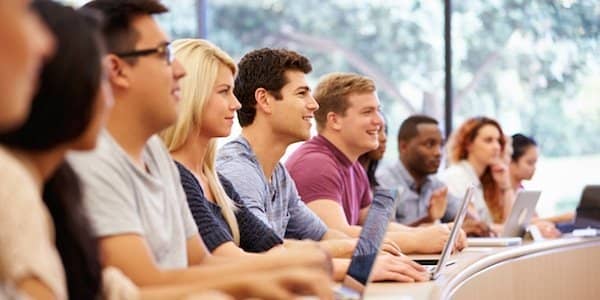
[381,270,415,283]
[387,264,430,282]
[381,243,402,256]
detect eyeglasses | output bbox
[114,42,174,65]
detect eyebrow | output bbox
[295,86,311,93]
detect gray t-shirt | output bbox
[376,160,459,224]
[67,131,198,269]
[216,136,327,241]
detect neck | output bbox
[106,101,155,168]
[8,147,67,190]
[171,130,210,175]
[510,173,521,191]
[320,131,362,162]
[466,156,487,177]
[400,158,427,189]
[241,124,290,180]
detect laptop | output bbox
[573,185,600,229]
[501,190,541,237]
[334,189,396,300]
[415,185,474,280]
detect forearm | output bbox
[318,239,357,258]
[332,258,351,281]
[385,231,420,254]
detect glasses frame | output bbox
[114,42,174,65]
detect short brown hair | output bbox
[313,72,376,130]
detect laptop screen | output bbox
[346,190,395,286]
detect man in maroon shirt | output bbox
[286,72,466,254]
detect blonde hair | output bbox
[160,39,240,244]
[313,72,376,131]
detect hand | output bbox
[370,254,429,282]
[240,268,334,300]
[533,220,561,238]
[182,290,234,300]
[413,224,451,254]
[380,238,403,256]
[462,219,495,237]
[428,187,448,221]
[490,161,511,189]
[446,223,468,252]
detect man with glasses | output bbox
[67,1,333,297]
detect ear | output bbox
[105,54,130,90]
[326,111,343,131]
[254,88,272,115]
[398,139,409,154]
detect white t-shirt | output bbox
[439,160,493,224]
[68,131,198,269]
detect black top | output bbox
[176,161,283,252]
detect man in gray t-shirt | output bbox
[69,132,197,269]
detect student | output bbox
[161,38,284,254]
[217,48,428,282]
[440,116,515,226]
[66,1,333,298]
[0,0,54,130]
[509,133,564,237]
[286,73,466,254]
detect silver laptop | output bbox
[501,190,541,237]
[420,185,474,280]
[334,189,396,300]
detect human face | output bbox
[367,124,387,161]
[336,92,383,158]
[126,15,185,133]
[0,0,54,130]
[510,145,539,181]
[200,64,240,138]
[402,123,443,176]
[270,70,318,143]
[468,124,502,166]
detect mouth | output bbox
[366,129,379,137]
[302,115,313,124]
[171,86,181,101]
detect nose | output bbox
[231,95,241,111]
[32,12,56,61]
[171,58,186,80]
[307,93,319,112]
[374,111,383,128]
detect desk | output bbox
[364,237,600,300]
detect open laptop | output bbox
[467,190,541,246]
[414,185,474,280]
[334,189,396,300]
[573,185,600,229]
[502,190,541,237]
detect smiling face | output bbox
[200,63,240,138]
[468,124,503,166]
[0,0,54,130]
[336,92,384,157]
[269,70,319,143]
[125,15,186,133]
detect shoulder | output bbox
[0,148,40,211]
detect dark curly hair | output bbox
[234,48,312,127]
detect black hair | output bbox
[397,115,439,142]
[234,48,312,127]
[511,133,537,162]
[82,0,168,60]
[0,1,106,298]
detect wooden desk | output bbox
[364,237,600,300]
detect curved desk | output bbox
[365,237,600,300]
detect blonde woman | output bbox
[161,39,285,255]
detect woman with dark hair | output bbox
[439,117,515,227]
[509,134,566,237]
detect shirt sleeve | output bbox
[281,168,328,241]
[67,151,144,237]
[287,152,343,204]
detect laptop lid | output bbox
[574,185,600,229]
[501,190,541,237]
[430,185,474,280]
[341,189,396,295]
